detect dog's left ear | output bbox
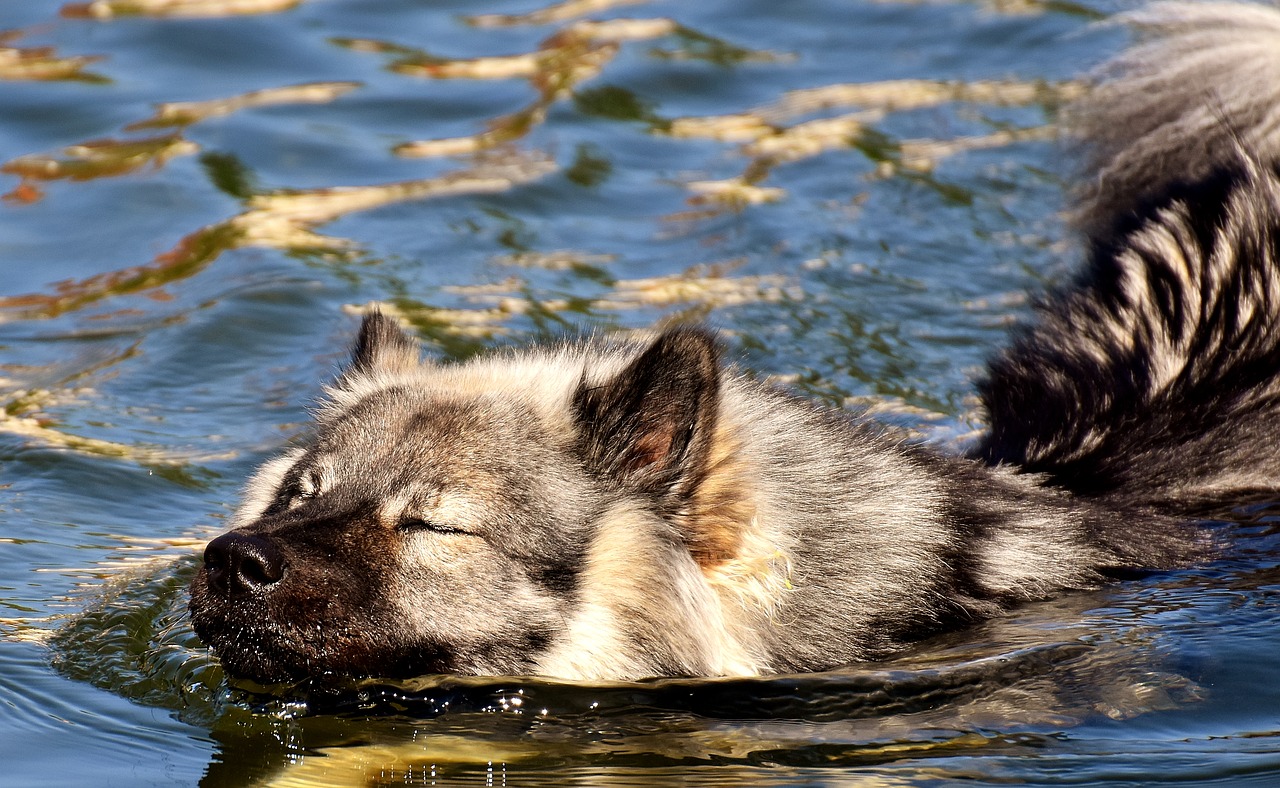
[340,310,421,384]
[574,327,721,510]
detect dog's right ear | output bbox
[573,327,721,511]
[339,310,421,384]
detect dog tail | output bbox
[973,1,1280,512]
[1071,2,1280,238]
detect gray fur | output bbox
[190,2,1280,684]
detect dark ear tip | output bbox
[346,307,420,377]
[358,308,401,337]
[658,324,718,341]
[625,325,722,400]
[650,326,721,364]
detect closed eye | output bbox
[398,517,471,536]
[281,484,315,507]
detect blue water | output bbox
[3,0,1280,785]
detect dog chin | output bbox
[190,581,442,686]
[193,618,453,686]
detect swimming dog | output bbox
[190,2,1280,683]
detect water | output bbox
[2,0,1279,785]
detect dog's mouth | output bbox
[188,568,316,684]
[188,560,452,685]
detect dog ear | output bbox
[574,327,721,510]
[342,310,421,382]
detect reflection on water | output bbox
[3,0,1280,785]
[51,526,1280,785]
[0,28,106,82]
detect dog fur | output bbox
[190,2,1280,684]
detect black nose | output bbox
[203,532,287,595]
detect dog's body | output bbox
[190,2,1280,684]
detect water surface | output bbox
[3,0,1280,785]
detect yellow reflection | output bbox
[666,78,1080,210]
[128,82,361,129]
[892,126,1057,173]
[62,0,303,19]
[0,30,105,81]
[344,16,763,160]
[0,153,557,322]
[466,0,654,28]
[352,259,796,340]
[0,385,237,464]
[2,135,198,195]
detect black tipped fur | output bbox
[976,163,1280,511]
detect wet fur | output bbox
[190,2,1280,683]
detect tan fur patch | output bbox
[533,501,765,680]
[703,522,795,620]
[679,418,757,566]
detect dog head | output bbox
[188,313,740,683]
